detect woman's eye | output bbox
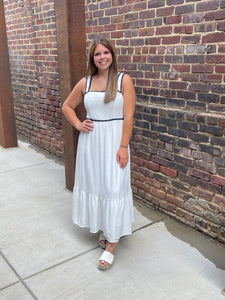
[94,51,110,56]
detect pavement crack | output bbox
[0,250,38,300]
[23,246,99,281]
[0,161,55,174]
[132,217,167,234]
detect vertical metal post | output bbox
[0,0,18,148]
[55,0,86,191]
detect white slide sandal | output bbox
[98,250,114,270]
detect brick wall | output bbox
[3,0,63,157]
[85,0,225,243]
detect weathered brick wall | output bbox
[3,0,63,157]
[85,0,225,243]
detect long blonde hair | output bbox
[87,37,118,104]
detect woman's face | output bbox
[93,43,113,72]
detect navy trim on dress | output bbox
[87,117,124,122]
[85,77,88,93]
[118,72,126,93]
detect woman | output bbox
[62,37,136,270]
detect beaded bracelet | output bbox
[120,145,128,148]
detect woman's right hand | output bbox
[76,119,94,133]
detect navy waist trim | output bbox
[87,117,124,122]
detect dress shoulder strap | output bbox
[118,72,125,93]
[85,76,92,94]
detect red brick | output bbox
[93,26,104,32]
[218,119,225,127]
[133,2,147,10]
[200,74,222,83]
[211,175,225,186]
[172,65,190,72]
[212,196,225,208]
[149,47,157,54]
[149,186,166,199]
[135,180,149,192]
[104,24,116,31]
[160,166,177,177]
[111,15,123,23]
[133,56,146,63]
[143,160,160,171]
[162,36,180,44]
[139,10,155,19]
[206,55,225,63]
[139,28,154,36]
[131,156,144,166]
[118,55,131,63]
[156,6,174,17]
[112,0,125,6]
[203,32,225,43]
[145,71,160,79]
[174,25,193,34]
[176,46,184,54]
[136,78,151,86]
[148,55,163,63]
[169,81,187,90]
[142,47,149,54]
[146,177,161,188]
[118,5,132,14]
[166,194,184,207]
[189,168,210,181]
[205,10,225,21]
[192,64,214,73]
[126,0,140,3]
[111,31,124,38]
[215,65,225,73]
[156,26,172,35]
[166,15,181,24]
[145,37,161,45]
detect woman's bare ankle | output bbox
[106,242,118,255]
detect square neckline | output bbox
[85,72,125,94]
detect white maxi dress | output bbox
[72,72,134,243]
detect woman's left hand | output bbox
[116,147,129,169]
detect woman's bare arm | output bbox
[116,74,136,169]
[62,78,94,133]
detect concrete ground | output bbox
[0,140,225,300]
